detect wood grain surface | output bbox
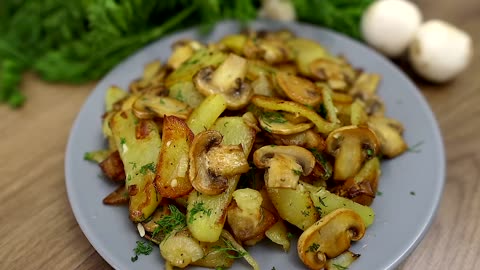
[0,1,479,269]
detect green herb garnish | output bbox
[213,238,247,259]
[410,191,416,196]
[152,205,186,237]
[332,263,349,270]
[189,201,212,224]
[120,137,126,145]
[307,242,320,252]
[260,111,287,124]
[139,162,156,175]
[407,140,424,153]
[292,169,303,176]
[131,240,153,262]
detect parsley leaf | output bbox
[131,240,153,262]
[139,162,156,175]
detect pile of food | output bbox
[85,29,408,270]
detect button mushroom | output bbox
[326,126,380,181]
[189,130,250,195]
[274,72,322,106]
[193,53,253,110]
[253,145,315,189]
[367,116,407,158]
[297,208,366,270]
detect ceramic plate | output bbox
[65,21,445,270]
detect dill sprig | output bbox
[152,204,186,237]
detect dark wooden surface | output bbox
[1,1,479,269]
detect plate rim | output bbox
[65,20,446,270]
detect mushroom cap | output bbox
[367,116,407,158]
[326,125,380,181]
[361,0,422,58]
[275,72,322,106]
[297,208,366,270]
[193,54,253,110]
[409,20,473,83]
[253,145,316,176]
[189,130,249,195]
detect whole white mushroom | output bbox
[409,20,473,83]
[361,0,422,58]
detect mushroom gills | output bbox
[189,130,249,195]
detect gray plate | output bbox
[65,21,445,270]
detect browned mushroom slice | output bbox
[287,37,329,76]
[251,95,340,134]
[227,188,277,242]
[326,126,380,181]
[297,208,366,270]
[193,54,253,110]
[189,130,249,195]
[269,129,326,152]
[132,95,192,120]
[350,72,381,96]
[325,250,361,270]
[367,116,407,158]
[103,185,129,205]
[253,145,315,189]
[99,151,126,182]
[275,72,322,106]
[258,39,294,64]
[332,157,381,206]
[258,110,314,135]
[160,228,205,268]
[310,58,349,91]
[167,39,204,70]
[251,74,276,97]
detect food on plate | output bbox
[85,29,408,269]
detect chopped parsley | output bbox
[287,232,294,239]
[260,111,287,124]
[301,210,310,216]
[366,148,374,157]
[332,263,349,270]
[309,148,332,179]
[131,241,153,262]
[159,98,165,105]
[307,242,320,252]
[189,201,212,224]
[407,140,424,153]
[152,205,186,237]
[129,162,137,170]
[213,238,246,259]
[376,191,383,196]
[120,137,126,145]
[292,169,303,176]
[175,90,185,102]
[317,103,328,119]
[410,191,416,196]
[139,162,156,175]
[318,196,327,207]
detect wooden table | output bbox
[1,1,479,269]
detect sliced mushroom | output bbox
[132,95,192,120]
[258,110,314,135]
[269,129,326,151]
[297,208,366,270]
[326,126,380,181]
[167,39,204,70]
[367,116,407,158]
[253,145,315,189]
[251,95,340,134]
[251,73,275,97]
[193,53,253,110]
[275,72,323,106]
[332,157,381,206]
[309,58,349,91]
[227,188,277,242]
[189,130,249,195]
